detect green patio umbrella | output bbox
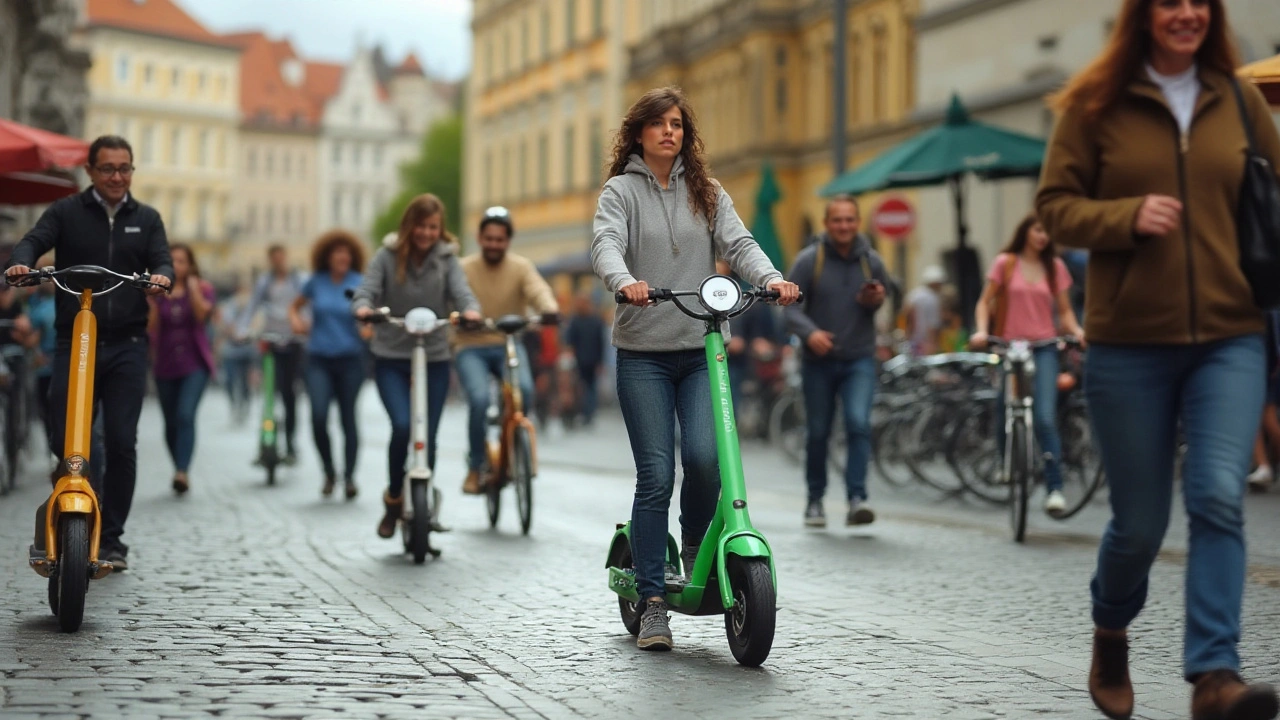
[751,162,786,271]
[818,93,1048,328]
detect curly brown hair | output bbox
[605,86,718,227]
[1049,0,1241,123]
[310,229,366,274]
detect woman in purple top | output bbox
[149,243,216,495]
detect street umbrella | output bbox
[0,171,80,205]
[818,93,1048,328]
[1239,53,1280,105]
[751,162,786,270]
[0,118,89,173]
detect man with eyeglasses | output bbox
[6,134,174,572]
[456,206,559,494]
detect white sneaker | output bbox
[1248,466,1274,492]
[1044,490,1067,518]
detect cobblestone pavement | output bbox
[3,390,1280,719]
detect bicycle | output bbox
[13,265,166,631]
[460,314,552,535]
[360,304,455,563]
[984,336,1084,542]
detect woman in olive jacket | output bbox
[1036,1,1280,719]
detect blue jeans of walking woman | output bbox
[996,344,1064,492]
[155,368,210,473]
[1086,335,1264,679]
[802,356,876,503]
[373,358,450,499]
[616,349,721,601]
[306,354,364,481]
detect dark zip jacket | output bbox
[785,233,889,362]
[8,188,175,343]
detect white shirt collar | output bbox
[91,188,129,212]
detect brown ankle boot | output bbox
[462,470,483,495]
[1191,669,1278,720]
[378,492,404,539]
[1090,628,1134,720]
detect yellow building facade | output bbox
[79,17,240,274]
[628,0,920,275]
[464,0,644,266]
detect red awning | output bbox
[0,118,89,173]
[0,171,81,205]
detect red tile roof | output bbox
[225,32,325,128]
[396,53,424,76]
[85,0,238,47]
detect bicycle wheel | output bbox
[872,416,917,488]
[0,397,12,496]
[1009,419,1030,543]
[1055,401,1106,520]
[485,472,501,528]
[513,427,533,535]
[905,407,964,494]
[410,480,430,564]
[768,389,805,466]
[946,408,1008,505]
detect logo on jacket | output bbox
[124,226,141,233]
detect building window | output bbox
[140,125,155,164]
[1038,34,1059,51]
[350,192,360,226]
[115,54,130,84]
[873,30,888,121]
[198,70,208,92]
[484,150,493,200]
[353,143,363,169]
[776,46,788,116]
[246,204,257,232]
[283,205,292,233]
[332,142,342,166]
[170,192,183,234]
[593,0,604,35]
[282,153,291,178]
[265,149,274,177]
[503,28,511,76]
[518,141,527,198]
[299,155,307,176]
[265,205,274,233]
[198,129,211,167]
[197,197,210,240]
[538,133,549,195]
[372,144,383,168]
[297,204,307,234]
[589,121,602,186]
[247,148,257,176]
[170,67,181,89]
[566,0,577,48]
[521,18,529,67]
[117,117,131,138]
[170,127,183,165]
[143,63,154,87]
[333,191,342,224]
[564,126,575,190]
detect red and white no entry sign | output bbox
[871,197,916,239]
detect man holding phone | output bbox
[785,194,889,529]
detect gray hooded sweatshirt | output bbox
[350,242,481,361]
[591,154,783,352]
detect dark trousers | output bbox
[46,338,149,550]
[273,342,303,454]
[305,354,364,479]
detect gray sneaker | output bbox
[847,500,875,526]
[680,535,701,580]
[637,599,673,651]
[804,501,826,528]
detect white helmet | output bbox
[921,265,947,285]
[382,231,398,249]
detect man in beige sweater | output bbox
[457,207,560,494]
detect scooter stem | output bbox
[410,338,429,474]
[703,327,751,532]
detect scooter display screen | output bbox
[699,275,741,313]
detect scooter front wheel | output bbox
[512,427,533,536]
[485,474,501,529]
[724,556,775,667]
[607,542,643,636]
[54,515,89,632]
[410,481,430,564]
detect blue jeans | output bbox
[1086,335,1264,679]
[222,355,252,422]
[155,368,210,473]
[996,345,1064,491]
[616,349,720,601]
[802,356,876,503]
[577,363,600,423]
[305,354,364,480]
[455,344,534,472]
[373,357,450,499]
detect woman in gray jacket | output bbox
[351,193,482,539]
[592,86,799,652]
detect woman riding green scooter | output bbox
[591,86,799,651]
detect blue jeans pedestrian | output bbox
[802,356,877,503]
[155,368,210,473]
[996,344,1064,492]
[616,349,721,601]
[455,344,534,472]
[305,354,364,480]
[1085,335,1264,679]
[373,357,450,499]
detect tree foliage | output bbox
[372,113,464,250]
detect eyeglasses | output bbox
[93,165,134,178]
[483,206,510,219]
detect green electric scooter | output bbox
[253,333,289,486]
[605,275,799,667]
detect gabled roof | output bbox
[85,0,239,48]
[396,53,425,76]
[303,62,345,106]
[224,31,324,129]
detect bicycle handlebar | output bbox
[6,265,169,297]
[984,336,1082,351]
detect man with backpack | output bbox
[785,194,890,529]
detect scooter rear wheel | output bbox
[513,427,533,536]
[410,481,430,564]
[485,473,501,529]
[54,515,89,633]
[724,556,775,667]
[607,543,643,636]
